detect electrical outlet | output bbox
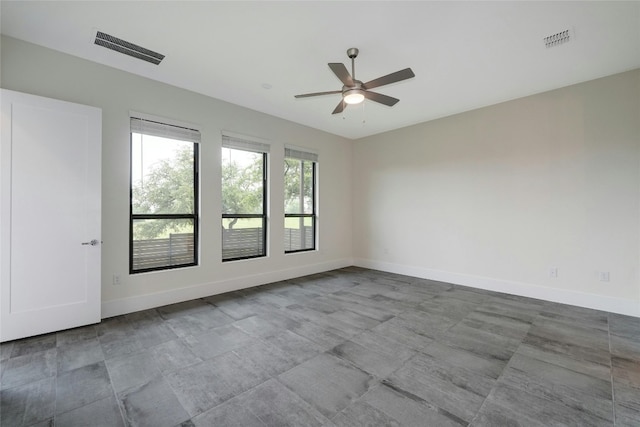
[599,271,610,282]
[113,274,121,285]
[549,267,558,278]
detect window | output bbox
[130,116,199,273]
[221,135,269,261]
[284,147,317,252]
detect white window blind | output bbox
[222,135,270,153]
[131,117,201,143]
[285,147,318,162]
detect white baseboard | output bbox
[101,258,353,318]
[102,257,639,319]
[354,258,640,318]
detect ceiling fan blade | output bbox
[295,90,342,98]
[332,100,346,115]
[328,63,354,86]
[364,91,399,107]
[363,68,415,90]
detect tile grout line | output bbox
[156,338,211,425]
[388,288,499,426]
[188,376,270,426]
[52,352,58,427]
[467,302,544,427]
[606,312,617,426]
[328,382,380,424]
[103,349,132,427]
[272,375,337,424]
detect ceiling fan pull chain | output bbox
[362,100,366,126]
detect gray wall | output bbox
[353,69,640,315]
[1,36,354,317]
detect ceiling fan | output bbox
[295,48,415,114]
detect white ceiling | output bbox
[2,1,639,140]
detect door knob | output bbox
[81,239,100,246]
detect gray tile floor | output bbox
[1,267,639,426]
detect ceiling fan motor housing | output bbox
[344,80,363,92]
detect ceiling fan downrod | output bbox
[347,48,359,80]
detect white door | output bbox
[1,89,102,342]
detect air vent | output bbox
[94,31,164,65]
[543,29,572,48]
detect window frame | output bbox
[221,136,269,262]
[129,115,200,274]
[284,151,317,254]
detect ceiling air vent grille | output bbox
[543,29,572,48]
[94,31,165,65]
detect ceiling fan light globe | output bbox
[344,91,365,104]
